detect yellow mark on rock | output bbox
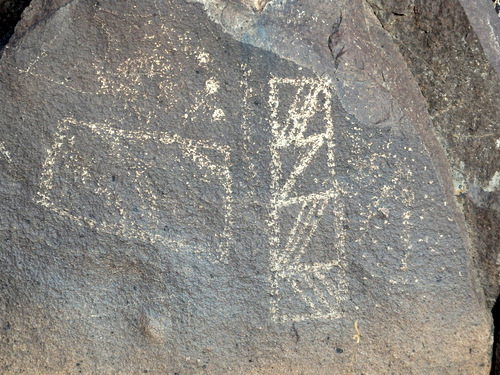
[353,320,361,343]
[347,320,361,374]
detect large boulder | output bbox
[0,0,497,373]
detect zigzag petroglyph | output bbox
[268,77,348,322]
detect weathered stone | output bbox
[0,0,496,373]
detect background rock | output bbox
[0,0,497,373]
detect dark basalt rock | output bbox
[0,0,497,373]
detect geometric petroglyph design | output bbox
[268,77,348,322]
[36,117,233,262]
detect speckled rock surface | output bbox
[0,0,496,373]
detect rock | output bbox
[0,0,496,373]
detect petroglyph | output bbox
[36,117,234,262]
[268,77,348,322]
[23,3,427,321]
[0,142,11,163]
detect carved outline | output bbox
[36,117,233,262]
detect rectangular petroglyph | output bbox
[268,77,348,322]
[36,117,233,261]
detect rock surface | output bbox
[0,0,497,373]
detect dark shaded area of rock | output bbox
[365,0,500,370]
[0,0,32,53]
[0,0,497,373]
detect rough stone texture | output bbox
[0,0,497,373]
